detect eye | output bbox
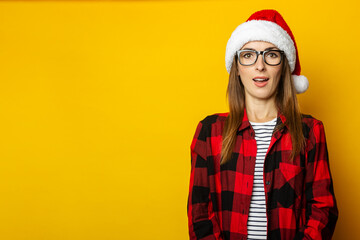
[241,52,255,58]
[266,51,280,58]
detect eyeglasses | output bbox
[236,49,284,66]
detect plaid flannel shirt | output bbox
[187,108,338,240]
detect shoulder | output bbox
[300,113,327,148]
[301,113,324,129]
[199,112,228,126]
[193,112,228,140]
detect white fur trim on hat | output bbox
[225,20,296,74]
[292,75,309,93]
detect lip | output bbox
[252,76,269,80]
[253,76,269,88]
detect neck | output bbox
[245,97,278,123]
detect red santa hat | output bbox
[225,9,309,94]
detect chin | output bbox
[253,91,275,100]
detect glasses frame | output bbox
[236,49,285,66]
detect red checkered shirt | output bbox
[187,108,338,240]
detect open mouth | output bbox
[253,78,269,82]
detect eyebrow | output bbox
[242,47,278,51]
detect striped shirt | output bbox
[247,117,277,240]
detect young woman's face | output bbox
[237,41,283,102]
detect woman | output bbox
[187,9,338,240]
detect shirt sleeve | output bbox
[187,120,223,240]
[296,121,339,240]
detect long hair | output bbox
[220,54,306,164]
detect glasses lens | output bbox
[239,51,257,65]
[264,50,282,65]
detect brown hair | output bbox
[220,54,306,164]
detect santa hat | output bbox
[225,9,309,94]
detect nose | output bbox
[255,54,265,71]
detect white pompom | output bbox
[292,75,309,94]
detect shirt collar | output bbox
[238,106,287,132]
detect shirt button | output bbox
[266,181,270,185]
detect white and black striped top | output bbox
[247,117,277,240]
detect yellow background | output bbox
[0,0,358,239]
